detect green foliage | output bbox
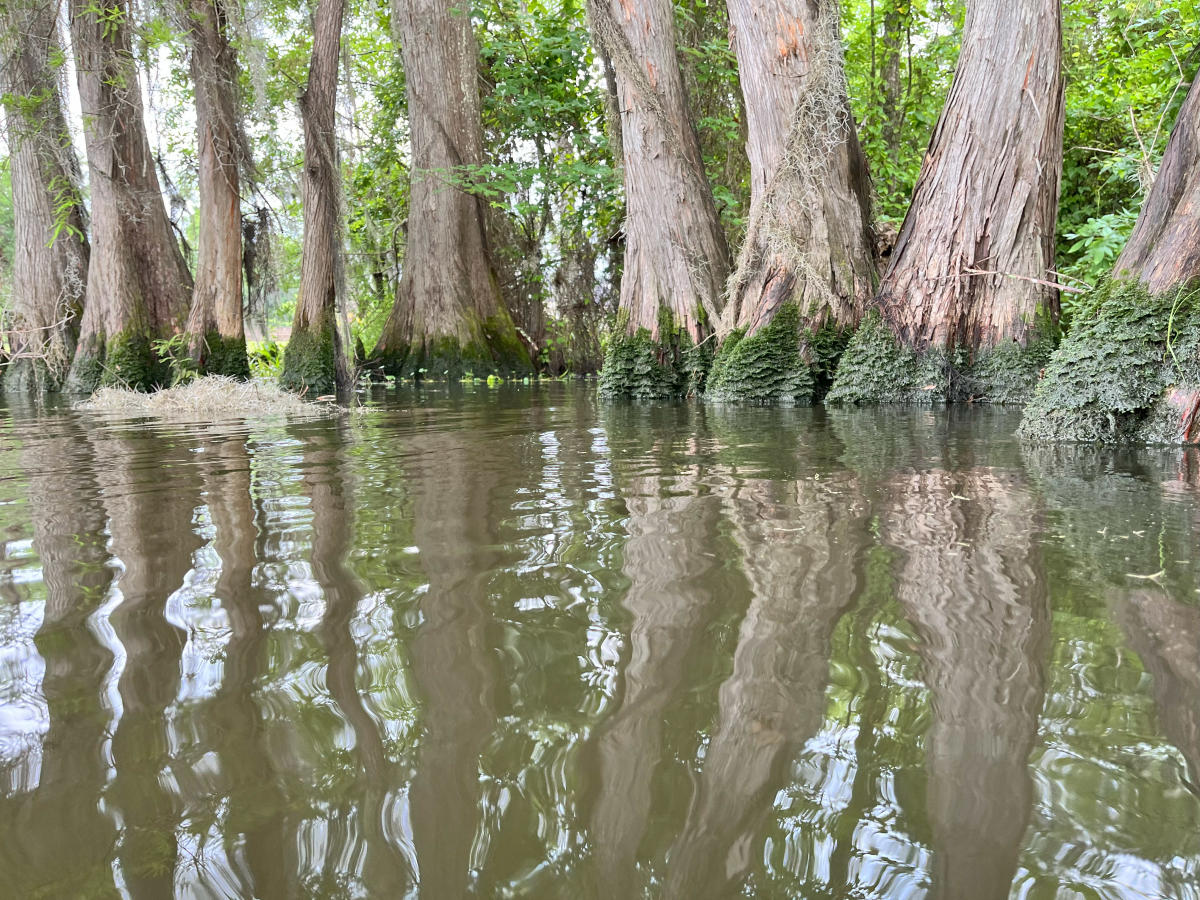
[706,305,815,405]
[248,340,285,379]
[841,0,964,225]
[675,0,750,243]
[1056,0,1198,293]
[1020,280,1200,443]
[152,332,200,387]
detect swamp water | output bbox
[1,384,1199,899]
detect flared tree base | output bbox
[66,332,171,394]
[1020,281,1200,444]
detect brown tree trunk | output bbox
[66,0,193,392]
[280,0,354,396]
[587,0,730,343]
[721,0,875,339]
[0,0,90,392]
[371,0,530,380]
[879,0,904,166]
[1114,77,1200,292]
[182,0,249,377]
[873,0,1064,355]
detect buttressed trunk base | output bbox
[1020,79,1200,445]
[829,0,1064,405]
[708,0,876,405]
[589,0,730,399]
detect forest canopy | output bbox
[0,0,1196,434]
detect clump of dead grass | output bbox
[75,375,342,421]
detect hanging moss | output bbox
[825,312,948,404]
[281,324,337,395]
[706,304,815,404]
[1019,280,1200,444]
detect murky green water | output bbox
[1,385,1199,899]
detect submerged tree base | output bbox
[373,314,532,381]
[1020,281,1200,444]
[705,305,853,405]
[3,357,70,394]
[826,311,1053,405]
[598,310,711,401]
[281,324,337,395]
[66,332,171,394]
[196,331,251,380]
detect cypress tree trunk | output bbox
[67,0,193,392]
[0,0,90,392]
[709,0,876,404]
[588,0,730,399]
[371,0,530,380]
[1114,77,1200,292]
[280,0,354,396]
[1020,78,1200,445]
[831,0,1064,404]
[181,0,249,378]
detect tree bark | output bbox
[1114,76,1200,293]
[280,0,354,396]
[372,0,530,379]
[0,0,90,391]
[587,0,730,341]
[66,0,193,392]
[181,0,249,377]
[879,0,904,166]
[721,0,875,339]
[873,0,1064,353]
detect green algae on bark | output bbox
[65,331,172,394]
[706,304,815,404]
[827,310,1056,405]
[1019,281,1200,444]
[825,312,948,404]
[598,308,711,401]
[281,324,337,395]
[196,331,251,380]
[372,313,532,381]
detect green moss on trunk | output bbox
[707,304,814,404]
[827,311,1055,405]
[199,331,250,380]
[4,358,64,394]
[371,312,532,381]
[66,331,170,394]
[598,308,709,401]
[1019,281,1200,444]
[826,312,948,404]
[281,324,336,395]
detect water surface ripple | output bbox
[0,387,1198,899]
